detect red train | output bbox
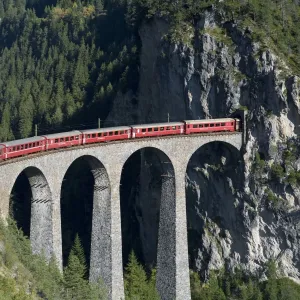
[0,118,240,160]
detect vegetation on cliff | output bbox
[1,0,300,140]
[130,0,300,72]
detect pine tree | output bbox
[124,251,159,299]
[64,249,88,299]
[265,260,278,300]
[72,234,87,276]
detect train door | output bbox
[180,125,184,134]
[132,128,136,138]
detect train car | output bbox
[42,130,82,150]
[0,136,46,159]
[184,118,239,134]
[81,126,132,144]
[0,144,6,160]
[131,122,184,138]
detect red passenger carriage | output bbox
[81,126,131,144]
[42,131,82,150]
[184,118,238,134]
[0,136,46,159]
[131,122,184,138]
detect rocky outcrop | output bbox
[111,8,300,280]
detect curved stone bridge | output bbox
[0,132,242,300]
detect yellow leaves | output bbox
[82,5,95,17]
[51,5,96,20]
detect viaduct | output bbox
[0,132,243,300]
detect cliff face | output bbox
[110,10,300,280]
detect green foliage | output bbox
[71,234,87,277]
[253,152,266,175]
[0,219,107,300]
[270,163,285,181]
[190,261,300,300]
[0,0,139,140]
[124,251,159,300]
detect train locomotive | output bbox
[0,118,241,160]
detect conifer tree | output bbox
[124,251,159,300]
[265,260,278,300]
[64,249,88,299]
[72,234,87,276]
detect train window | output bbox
[204,124,209,127]
[148,128,152,132]
[120,130,124,134]
[142,128,147,132]
[75,136,79,140]
[210,124,214,127]
[12,147,15,151]
[70,136,74,141]
[216,123,220,127]
[104,132,107,136]
[172,126,176,130]
[109,132,113,136]
[92,134,96,138]
[193,124,198,128]
[231,122,234,125]
[114,131,119,135]
[154,128,158,131]
[166,126,170,130]
[60,138,64,142]
[25,144,28,149]
[160,127,164,131]
[221,123,225,126]
[199,125,203,128]
[55,139,58,143]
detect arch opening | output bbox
[10,166,53,258]
[120,147,176,292]
[185,141,244,279]
[10,171,32,237]
[61,155,111,280]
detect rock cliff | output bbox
[109,9,300,280]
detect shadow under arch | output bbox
[10,166,53,259]
[185,141,244,278]
[60,155,111,281]
[120,146,176,296]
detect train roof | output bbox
[184,118,235,124]
[0,136,45,147]
[131,122,184,129]
[42,130,82,139]
[80,126,131,134]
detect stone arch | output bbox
[120,146,176,299]
[60,155,111,284]
[185,140,244,276]
[10,166,53,260]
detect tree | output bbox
[64,249,88,299]
[124,251,159,300]
[265,260,278,300]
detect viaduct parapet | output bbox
[0,132,242,300]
